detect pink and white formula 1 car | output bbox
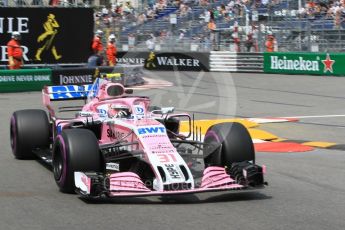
[10,76,266,198]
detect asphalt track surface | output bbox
[1,71,345,230]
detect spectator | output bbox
[245,30,254,52]
[159,29,168,44]
[115,3,123,15]
[204,8,211,22]
[123,1,133,14]
[137,13,147,24]
[178,29,186,42]
[128,33,136,49]
[102,7,109,17]
[146,34,156,51]
[251,24,259,52]
[147,7,157,20]
[7,31,23,70]
[208,19,216,50]
[155,0,167,13]
[232,22,241,52]
[106,34,117,66]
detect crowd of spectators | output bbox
[93,0,345,51]
[297,1,345,28]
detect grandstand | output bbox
[2,0,345,52]
[93,0,345,52]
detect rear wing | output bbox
[43,84,93,101]
[43,73,122,102]
[42,84,96,119]
[42,74,122,118]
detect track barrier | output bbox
[0,69,52,93]
[210,52,263,72]
[264,52,343,76]
[2,51,345,93]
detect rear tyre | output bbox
[52,129,102,193]
[10,109,50,159]
[203,122,255,167]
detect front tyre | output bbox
[52,129,102,193]
[203,122,255,167]
[204,122,264,187]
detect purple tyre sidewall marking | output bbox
[204,129,223,156]
[55,135,67,186]
[10,115,17,155]
[204,130,221,143]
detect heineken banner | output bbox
[0,69,52,93]
[0,7,94,65]
[264,52,344,75]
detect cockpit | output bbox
[85,77,150,120]
[108,104,132,119]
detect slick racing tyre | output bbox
[203,122,255,167]
[10,109,50,159]
[52,129,102,193]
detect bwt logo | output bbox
[138,127,166,135]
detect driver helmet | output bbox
[108,104,132,118]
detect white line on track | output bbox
[282,115,345,119]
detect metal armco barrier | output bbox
[264,52,343,76]
[210,52,263,72]
[0,69,52,93]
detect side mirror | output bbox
[161,107,175,114]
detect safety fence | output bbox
[1,51,345,93]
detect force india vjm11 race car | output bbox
[10,75,266,198]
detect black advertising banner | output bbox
[51,67,116,85]
[117,52,210,71]
[0,7,94,65]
